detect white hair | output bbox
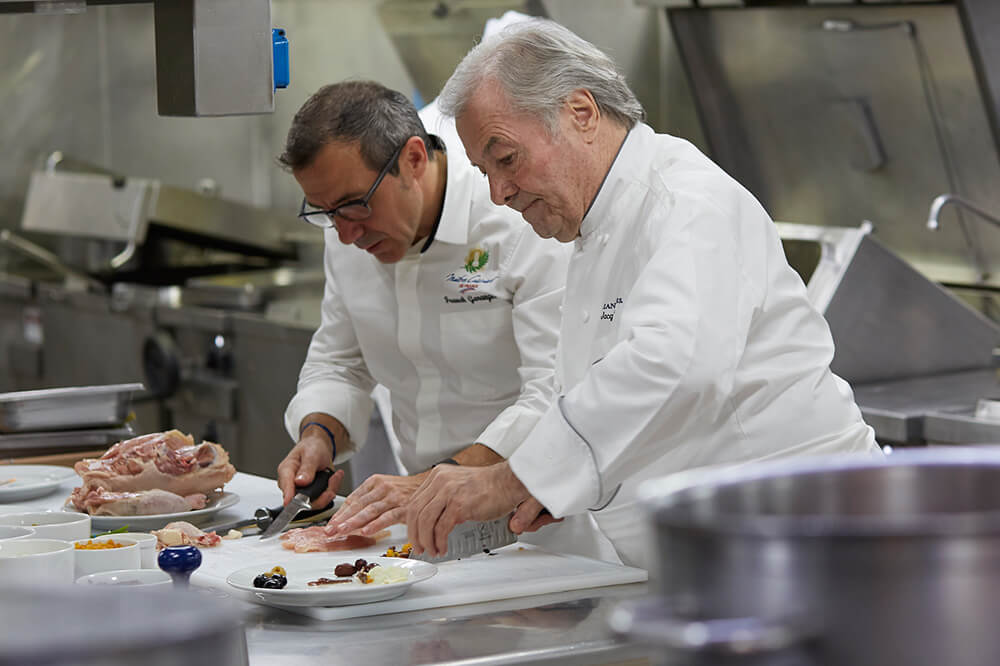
[438,18,644,134]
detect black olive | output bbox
[334,563,356,577]
[263,577,284,589]
[253,574,270,588]
[354,559,367,570]
[271,574,288,588]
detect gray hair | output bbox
[279,80,436,173]
[437,18,644,133]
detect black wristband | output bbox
[434,457,459,467]
[300,421,337,459]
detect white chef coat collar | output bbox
[578,123,654,243]
[420,135,471,249]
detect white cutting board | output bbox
[191,525,647,621]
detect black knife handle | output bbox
[261,500,335,524]
[297,467,334,503]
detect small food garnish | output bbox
[366,565,409,585]
[333,559,381,584]
[75,539,127,550]
[308,577,352,586]
[252,567,288,589]
[383,543,413,558]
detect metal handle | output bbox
[608,597,817,660]
[0,229,105,292]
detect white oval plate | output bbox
[0,465,78,502]
[62,492,240,531]
[227,557,438,607]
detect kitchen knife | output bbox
[202,501,336,535]
[411,514,518,563]
[258,468,334,540]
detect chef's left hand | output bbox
[325,473,423,537]
[406,461,531,557]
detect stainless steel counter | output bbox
[7,471,652,666]
[853,368,1000,444]
[239,584,650,666]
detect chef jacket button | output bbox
[554,381,562,393]
[582,311,590,323]
[601,234,609,245]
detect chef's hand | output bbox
[406,462,531,557]
[325,473,423,537]
[276,436,344,509]
[510,497,562,533]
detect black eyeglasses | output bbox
[298,141,407,229]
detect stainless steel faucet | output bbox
[927,194,1000,281]
[927,193,1000,232]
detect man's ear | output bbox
[399,135,429,183]
[565,89,600,142]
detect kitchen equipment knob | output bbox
[158,545,202,588]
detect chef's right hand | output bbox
[276,436,343,509]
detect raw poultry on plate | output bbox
[68,429,236,516]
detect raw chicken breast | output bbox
[279,526,390,553]
[76,487,207,516]
[72,430,236,501]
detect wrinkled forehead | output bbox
[456,87,547,160]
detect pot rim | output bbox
[639,446,1000,537]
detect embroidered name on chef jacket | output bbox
[601,297,624,322]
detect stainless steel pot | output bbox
[0,586,248,666]
[611,448,1000,666]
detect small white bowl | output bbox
[76,568,172,588]
[0,525,35,541]
[72,536,140,579]
[0,538,75,585]
[0,511,90,541]
[113,532,158,569]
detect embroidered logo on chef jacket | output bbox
[443,246,499,305]
[464,247,489,273]
[601,297,623,322]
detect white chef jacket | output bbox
[284,124,572,475]
[508,123,880,569]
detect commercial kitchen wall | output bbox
[0,1,414,236]
[0,0,666,239]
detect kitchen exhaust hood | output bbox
[377,0,546,104]
[0,0,279,117]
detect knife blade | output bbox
[411,514,518,563]
[203,500,337,535]
[259,468,334,540]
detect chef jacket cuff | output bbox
[475,405,543,460]
[508,398,609,517]
[284,382,373,465]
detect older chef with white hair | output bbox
[404,18,882,570]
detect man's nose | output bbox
[336,219,364,245]
[488,175,517,207]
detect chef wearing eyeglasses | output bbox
[273,80,609,555]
